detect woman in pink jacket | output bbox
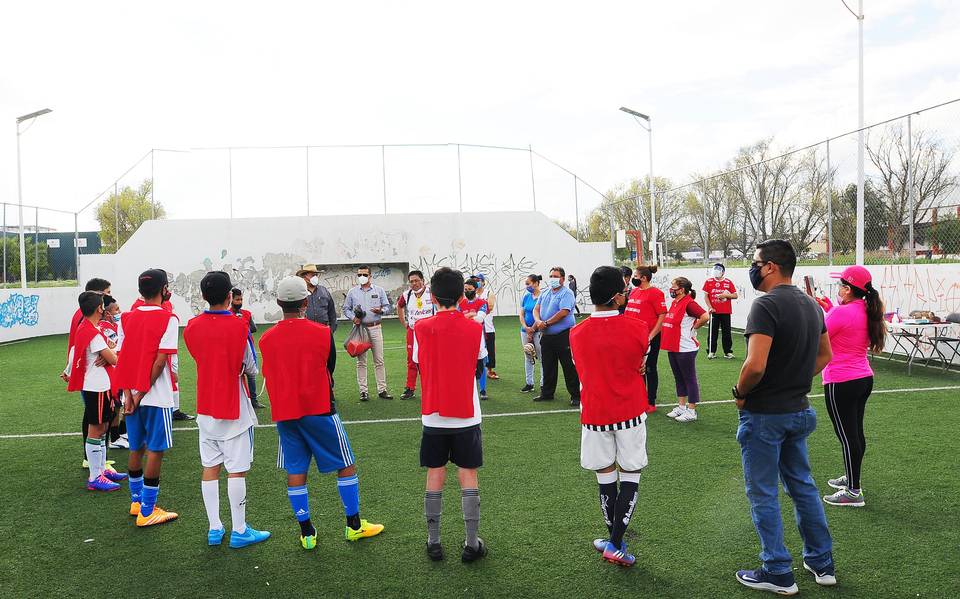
[814,265,886,508]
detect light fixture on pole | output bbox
[15,108,53,289]
[619,106,657,264]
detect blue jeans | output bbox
[737,408,833,575]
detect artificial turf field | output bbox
[1,316,959,598]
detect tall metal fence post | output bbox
[34,206,39,283]
[457,144,463,213]
[907,114,915,265]
[114,181,119,252]
[228,148,234,219]
[703,188,709,264]
[528,145,537,212]
[74,212,80,285]
[381,145,387,214]
[573,174,580,241]
[826,139,833,266]
[2,203,6,286]
[305,146,311,216]
[150,149,156,220]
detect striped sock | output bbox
[287,485,314,537]
[85,438,103,481]
[141,481,159,517]
[337,475,361,529]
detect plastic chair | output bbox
[924,313,960,371]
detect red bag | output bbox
[344,324,372,357]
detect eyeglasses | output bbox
[750,260,772,269]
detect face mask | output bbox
[465,290,476,300]
[631,277,642,287]
[358,275,370,285]
[548,277,562,289]
[748,264,766,290]
[669,289,679,299]
[232,303,242,311]
[525,285,535,294]
[113,314,121,323]
[308,275,319,286]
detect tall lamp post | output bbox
[842,0,866,264]
[16,108,53,289]
[619,106,657,264]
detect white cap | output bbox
[277,276,309,302]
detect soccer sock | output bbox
[479,367,487,393]
[596,470,619,539]
[201,480,222,531]
[610,472,641,549]
[141,477,160,517]
[337,475,361,530]
[85,438,103,481]
[462,488,480,550]
[129,469,144,503]
[287,485,315,536]
[425,490,442,545]
[227,477,247,534]
[99,438,108,472]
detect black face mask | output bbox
[465,291,476,300]
[749,264,767,290]
[232,303,242,312]
[631,277,643,287]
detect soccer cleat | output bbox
[344,519,384,541]
[666,405,686,419]
[676,408,698,423]
[827,475,848,490]
[725,353,735,359]
[129,502,141,516]
[592,538,608,553]
[479,391,489,401]
[208,527,225,546]
[87,474,121,492]
[520,384,534,393]
[487,370,499,380]
[707,352,716,359]
[229,525,271,548]
[570,398,580,408]
[533,395,554,402]
[378,391,394,400]
[81,459,115,469]
[109,435,130,449]
[250,399,264,409]
[426,542,444,561]
[301,533,317,550]
[103,469,128,482]
[461,538,488,563]
[136,506,179,527]
[400,388,415,400]
[823,489,865,507]
[803,561,837,586]
[735,568,798,595]
[601,541,635,567]
[172,409,195,421]
[359,392,370,402]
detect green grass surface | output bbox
[1,316,958,598]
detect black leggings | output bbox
[823,376,873,490]
[646,334,661,406]
[485,332,496,369]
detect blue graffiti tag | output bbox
[0,293,40,328]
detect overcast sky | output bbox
[1,0,958,232]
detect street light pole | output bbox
[619,106,657,264]
[846,0,866,264]
[15,108,52,289]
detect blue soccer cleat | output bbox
[229,524,271,549]
[102,468,128,482]
[601,541,635,567]
[86,474,121,492]
[208,527,225,546]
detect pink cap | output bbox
[829,265,872,291]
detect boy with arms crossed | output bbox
[569,266,650,567]
[259,276,383,550]
[415,267,488,563]
[184,272,270,548]
[114,269,179,527]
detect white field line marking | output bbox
[0,339,28,348]
[1,386,958,440]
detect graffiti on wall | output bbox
[414,252,542,315]
[877,264,960,316]
[0,293,40,328]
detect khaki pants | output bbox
[357,324,387,394]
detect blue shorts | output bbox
[276,414,355,475]
[126,405,174,452]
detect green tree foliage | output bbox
[1,235,51,284]
[96,179,165,253]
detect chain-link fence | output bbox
[1,203,98,288]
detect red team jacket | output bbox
[114,309,179,393]
[416,310,484,419]
[570,314,650,426]
[259,319,333,422]
[184,311,249,420]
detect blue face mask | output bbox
[525,285,535,294]
[112,314,121,323]
[548,277,562,289]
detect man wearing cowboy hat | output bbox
[296,264,338,334]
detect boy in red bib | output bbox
[259,276,383,551]
[64,291,127,491]
[185,271,270,549]
[114,269,179,527]
[415,267,488,563]
[570,266,650,568]
[458,277,490,400]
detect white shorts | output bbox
[580,422,648,471]
[199,426,255,473]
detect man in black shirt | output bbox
[731,239,836,595]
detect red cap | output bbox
[829,265,872,291]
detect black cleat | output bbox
[250,399,263,409]
[533,395,554,402]
[461,538,488,563]
[360,392,370,402]
[570,398,581,408]
[520,384,534,393]
[479,391,489,401]
[172,409,195,421]
[378,391,394,400]
[400,388,415,400]
[426,542,444,561]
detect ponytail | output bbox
[849,281,886,353]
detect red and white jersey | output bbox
[702,277,736,315]
[397,288,436,330]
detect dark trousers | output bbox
[485,332,496,369]
[709,312,733,354]
[646,334,661,406]
[540,329,580,400]
[246,372,258,401]
[823,376,873,490]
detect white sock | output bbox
[85,439,103,481]
[99,438,108,472]
[201,480,223,531]
[228,477,247,534]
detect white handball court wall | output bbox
[0,211,611,342]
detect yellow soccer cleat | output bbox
[344,519,384,542]
[136,506,179,527]
[301,534,317,550]
[129,502,141,517]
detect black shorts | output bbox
[420,425,483,469]
[82,390,116,425]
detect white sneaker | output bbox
[109,434,130,450]
[666,405,686,418]
[676,408,698,423]
[707,353,716,359]
[724,353,735,359]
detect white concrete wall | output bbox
[75,211,610,326]
[0,287,80,342]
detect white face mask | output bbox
[548,277,562,289]
[358,275,370,285]
[309,275,319,286]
